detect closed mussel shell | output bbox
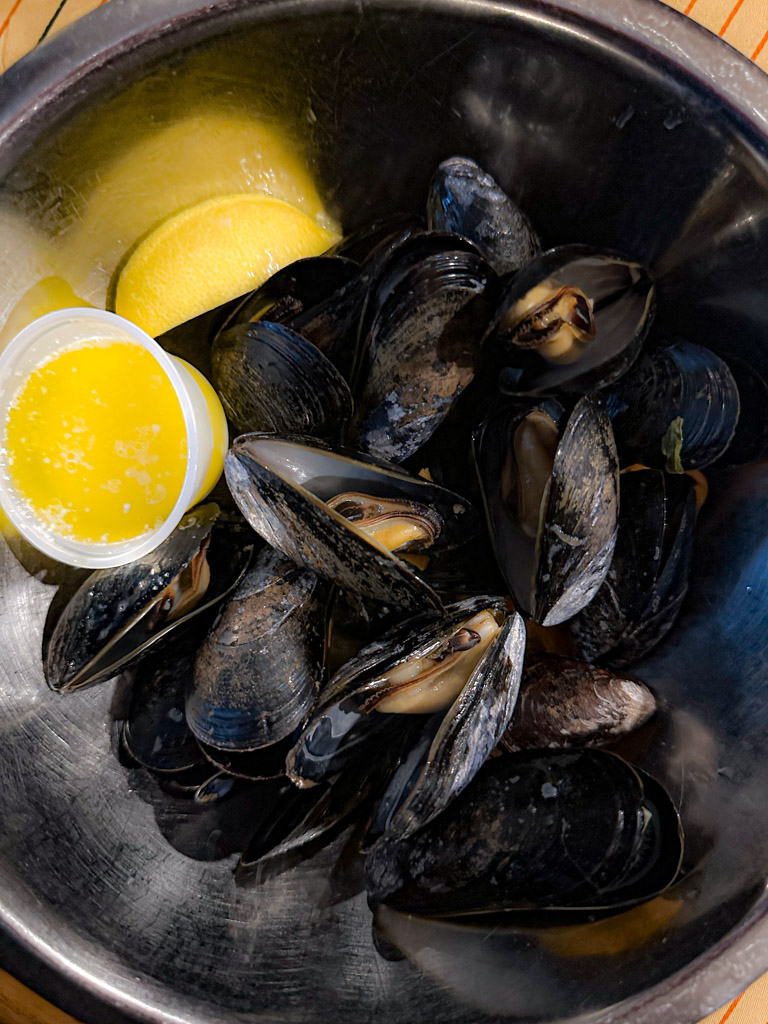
[365,749,683,915]
[350,247,498,462]
[499,655,657,752]
[186,546,326,752]
[211,321,353,438]
[605,341,740,471]
[351,229,489,390]
[224,433,477,610]
[427,156,541,275]
[474,395,619,626]
[489,245,654,396]
[45,504,253,693]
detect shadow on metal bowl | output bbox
[1,0,768,1021]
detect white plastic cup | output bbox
[0,308,228,568]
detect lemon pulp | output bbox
[3,342,187,543]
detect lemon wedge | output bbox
[113,194,339,337]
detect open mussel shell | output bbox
[572,469,697,666]
[286,598,500,786]
[45,504,254,693]
[287,596,525,841]
[427,156,541,275]
[349,246,498,463]
[605,340,740,471]
[186,546,327,752]
[211,321,353,438]
[121,648,206,774]
[365,749,683,915]
[224,433,477,610]
[372,610,526,841]
[499,655,657,752]
[488,245,654,396]
[474,395,619,626]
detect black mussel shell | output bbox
[605,341,740,471]
[351,229,488,391]
[349,247,498,463]
[287,596,525,841]
[427,156,541,275]
[211,321,353,438]
[499,655,656,752]
[239,726,418,876]
[45,505,253,693]
[285,602,485,787]
[224,433,477,610]
[488,246,654,396]
[382,611,525,840]
[121,649,206,774]
[572,470,697,666]
[474,395,619,626]
[219,255,360,335]
[186,546,327,752]
[365,750,683,915]
[329,214,424,264]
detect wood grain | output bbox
[0,968,81,1024]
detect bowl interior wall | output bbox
[1,4,768,1022]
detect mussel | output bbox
[211,321,353,438]
[427,157,540,275]
[605,341,740,471]
[45,505,253,692]
[487,246,655,396]
[572,469,697,666]
[224,434,477,609]
[186,546,327,752]
[349,242,497,462]
[474,395,619,625]
[121,646,207,774]
[287,596,526,839]
[499,655,657,751]
[365,749,684,915]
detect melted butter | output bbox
[3,341,187,543]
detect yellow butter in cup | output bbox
[0,309,227,568]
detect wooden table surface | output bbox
[1,1,768,1023]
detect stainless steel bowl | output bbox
[1,1,768,1021]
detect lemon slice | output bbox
[59,110,337,299]
[113,194,339,337]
